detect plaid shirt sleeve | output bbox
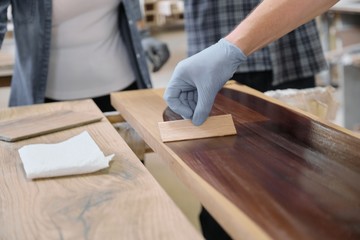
[185,0,327,86]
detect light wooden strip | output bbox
[158,114,236,142]
[0,110,103,142]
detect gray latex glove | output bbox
[141,37,170,72]
[163,38,247,126]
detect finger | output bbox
[164,88,194,118]
[187,91,197,112]
[180,91,191,108]
[191,91,216,126]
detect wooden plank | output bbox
[0,99,202,240]
[111,88,273,240]
[111,84,360,240]
[0,110,103,142]
[158,114,236,142]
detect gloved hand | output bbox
[141,36,170,72]
[163,38,247,126]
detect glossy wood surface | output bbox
[111,84,360,240]
[0,100,201,240]
[163,87,360,240]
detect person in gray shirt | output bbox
[0,0,169,112]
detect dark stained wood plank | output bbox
[163,88,360,240]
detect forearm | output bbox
[225,0,338,55]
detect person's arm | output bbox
[226,0,338,55]
[164,0,339,126]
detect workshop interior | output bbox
[0,1,359,239]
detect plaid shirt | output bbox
[184,1,328,86]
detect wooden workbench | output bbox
[0,100,202,240]
[111,83,360,240]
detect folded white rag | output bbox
[18,131,114,179]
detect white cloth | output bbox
[19,131,114,179]
[46,0,134,100]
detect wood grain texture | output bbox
[164,87,360,240]
[111,84,360,240]
[0,110,103,142]
[158,114,236,142]
[0,100,201,240]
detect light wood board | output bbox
[0,110,102,142]
[158,114,236,142]
[0,99,201,240]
